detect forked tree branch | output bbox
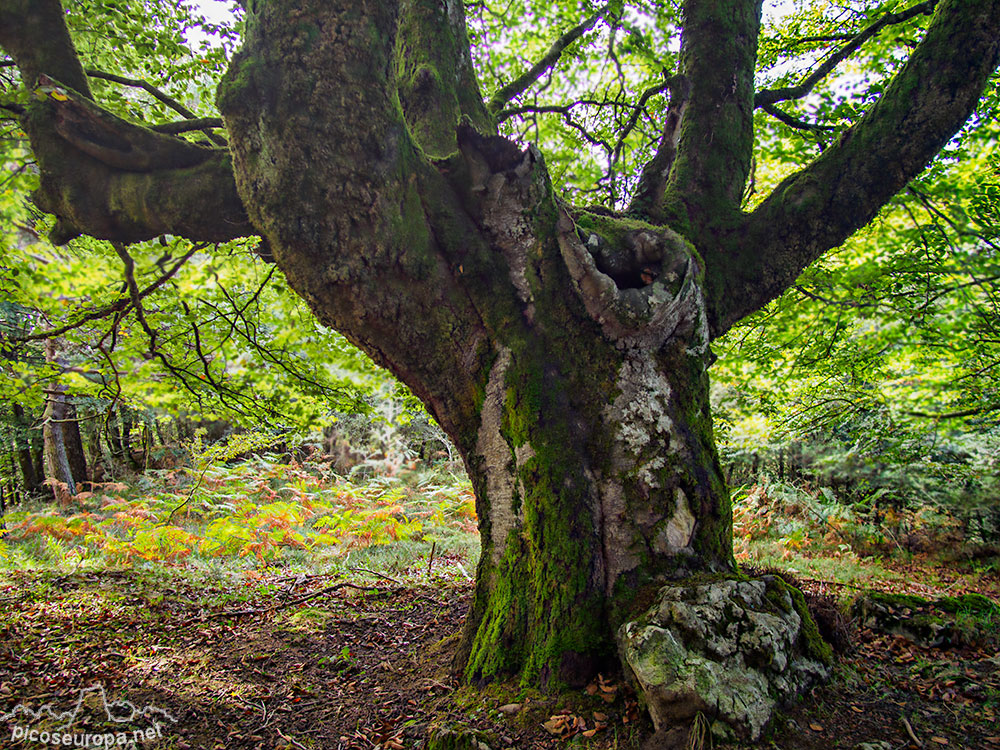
[755,0,938,108]
[706,0,1000,337]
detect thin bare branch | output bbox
[86,68,226,146]
[487,4,613,114]
[755,0,938,108]
[12,245,202,343]
[759,102,838,132]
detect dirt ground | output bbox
[0,562,997,750]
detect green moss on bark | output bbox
[768,578,834,666]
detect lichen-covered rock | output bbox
[617,577,831,741]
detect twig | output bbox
[349,567,402,586]
[232,694,270,729]
[188,582,386,623]
[275,728,309,749]
[902,716,922,748]
[427,541,436,576]
[164,463,212,525]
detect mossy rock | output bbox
[851,591,1000,648]
[618,576,832,741]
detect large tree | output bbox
[2,0,998,692]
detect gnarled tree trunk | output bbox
[217,0,741,685]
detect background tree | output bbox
[1,0,998,703]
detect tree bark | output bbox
[42,340,87,497]
[12,404,42,494]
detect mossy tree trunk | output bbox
[4,0,1000,689]
[41,340,88,496]
[12,404,43,495]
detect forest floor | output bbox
[0,556,997,750]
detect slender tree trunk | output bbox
[120,408,137,467]
[30,431,43,489]
[42,339,87,497]
[63,401,88,483]
[12,404,42,493]
[106,408,125,465]
[82,406,105,482]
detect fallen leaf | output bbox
[930,738,948,746]
[498,703,521,715]
[809,724,824,732]
[593,711,608,722]
[542,717,569,736]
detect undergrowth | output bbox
[0,452,478,575]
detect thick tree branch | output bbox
[25,86,253,243]
[150,117,225,135]
[755,0,938,108]
[395,0,494,156]
[487,4,612,115]
[0,0,253,245]
[36,76,216,171]
[628,76,689,219]
[708,0,1000,337]
[0,0,91,95]
[663,0,762,224]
